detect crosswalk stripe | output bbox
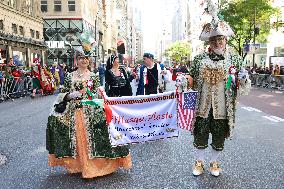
[262,116,280,122]
[241,107,262,112]
[270,116,284,122]
[241,107,254,111]
[248,107,262,112]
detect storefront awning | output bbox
[0,32,47,47]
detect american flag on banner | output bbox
[177,91,198,131]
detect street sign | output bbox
[244,44,250,53]
[243,44,261,54]
[250,44,261,54]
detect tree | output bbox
[219,0,279,59]
[135,59,143,65]
[164,41,191,63]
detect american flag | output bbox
[177,91,197,131]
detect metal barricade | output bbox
[250,73,258,86]
[13,76,32,97]
[271,75,284,90]
[0,75,33,102]
[256,74,270,87]
[0,77,15,101]
[0,78,5,102]
[249,73,284,90]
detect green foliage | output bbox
[135,59,144,65]
[164,41,191,63]
[219,0,279,58]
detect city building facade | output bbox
[41,0,102,68]
[116,0,128,64]
[131,1,143,62]
[0,0,46,67]
[155,0,179,62]
[265,0,284,72]
[105,0,119,59]
[135,30,143,62]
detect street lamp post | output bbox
[252,6,256,68]
[252,5,260,68]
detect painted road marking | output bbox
[270,116,284,122]
[0,154,7,166]
[241,107,253,111]
[241,107,262,112]
[262,116,284,122]
[241,107,283,122]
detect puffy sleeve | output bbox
[188,54,203,90]
[188,55,201,79]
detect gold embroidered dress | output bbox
[46,72,132,178]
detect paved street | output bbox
[0,83,283,189]
[238,87,284,119]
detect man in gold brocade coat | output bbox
[188,0,251,177]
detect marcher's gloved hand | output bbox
[68,91,82,99]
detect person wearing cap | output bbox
[188,0,251,177]
[46,33,132,179]
[138,53,171,95]
[105,55,132,97]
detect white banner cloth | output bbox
[106,91,179,146]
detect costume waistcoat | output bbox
[196,55,230,119]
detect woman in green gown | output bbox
[46,47,132,179]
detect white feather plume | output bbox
[206,0,219,27]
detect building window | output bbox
[30,29,35,38]
[8,0,15,7]
[36,31,40,39]
[41,1,48,12]
[12,23,17,34]
[68,1,75,11]
[54,0,61,12]
[19,26,24,35]
[0,20,3,30]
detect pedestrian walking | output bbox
[46,39,132,179]
[188,0,251,177]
